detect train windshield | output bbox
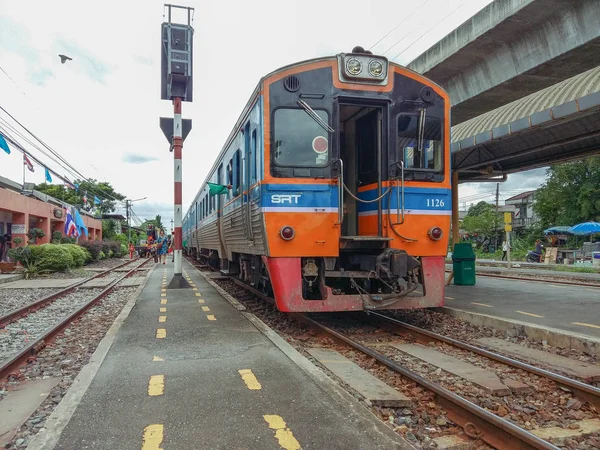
[397,114,442,172]
[273,108,330,167]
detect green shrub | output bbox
[60,236,77,244]
[60,244,87,267]
[120,244,127,255]
[29,244,73,272]
[28,228,46,244]
[51,231,63,243]
[108,250,114,258]
[98,251,106,260]
[82,248,93,263]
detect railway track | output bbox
[182,259,600,449]
[0,258,150,380]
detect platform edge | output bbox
[26,264,155,450]
[440,307,600,357]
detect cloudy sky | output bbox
[0,0,546,226]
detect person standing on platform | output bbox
[156,229,168,265]
[502,241,508,261]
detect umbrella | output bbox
[544,226,573,235]
[568,222,600,235]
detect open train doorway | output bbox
[338,103,385,239]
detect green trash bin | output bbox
[452,243,476,285]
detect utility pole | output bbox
[494,183,500,250]
[126,199,131,244]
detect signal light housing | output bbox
[280,225,295,241]
[428,227,443,241]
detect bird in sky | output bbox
[58,54,73,64]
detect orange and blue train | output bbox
[183,47,451,312]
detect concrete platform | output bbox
[46,260,408,450]
[0,273,23,285]
[445,263,600,283]
[444,275,600,339]
[0,278,86,288]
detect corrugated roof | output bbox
[452,65,600,143]
[505,190,536,201]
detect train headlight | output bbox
[368,60,384,77]
[280,225,295,241]
[346,58,362,76]
[428,227,444,241]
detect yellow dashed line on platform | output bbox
[195,293,202,297]
[572,322,600,330]
[160,307,166,313]
[238,369,262,390]
[156,329,166,339]
[161,289,166,292]
[159,316,167,323]
[142,424,163,450]
[207,315,216,321]
[471,302,493,308]
[198,299,205,304]
[549,284,568,289]
[192,288,198,291]
[201,306,210,312]
[516,310,544,318]
[148,375,164,396]
[445,297,454,300]
[161,293,167,297]
[160,299,167,305]
[152,356,164,362]
[263,415,301,450]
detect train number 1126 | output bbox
[426,198,445,207]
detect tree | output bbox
[534,157,600,228]
[154,215,164,231]
[461,201,502,236]
[34,179,125,214]
[102,219,118,240]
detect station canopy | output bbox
[451,65,600,182]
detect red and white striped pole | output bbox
[173,97,183,277]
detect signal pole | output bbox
[160,4,194,289]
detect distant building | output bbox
[504,190,539,229]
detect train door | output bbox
[242,123,254,241]
[338,102,386,241]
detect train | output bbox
[183,47,451,312]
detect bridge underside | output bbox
[451,67,600,182]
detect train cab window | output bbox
[232,150,241,196]
[273,108,329,168]
[397,114,442,172]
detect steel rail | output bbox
[302,314,558,450]
[0,259,139,328]
[0,258,151,380]
[445,270,600,288]
[195,268,557,450]
[368,311,600,409]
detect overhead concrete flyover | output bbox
[451,65,600,182]
[407,0,600,125]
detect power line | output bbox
[369,0,432,52]
[0,107,123,204]
[391,1,467,61]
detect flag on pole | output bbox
[64,209,79,237]
[23,154,35,172]
[82,192,88,204]
[0,134,10,154]
[45,167,53,182]
[74,182,79,192]
[94,195,101,205]
[63,177,76,190]
[207,182,231,196]
[74,209,89,237]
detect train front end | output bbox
[262,48,451,312]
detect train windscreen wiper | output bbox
[297,100,335,133]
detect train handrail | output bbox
[338,158,344,224]
[397,160,405,224]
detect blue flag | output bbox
[0,134,10,154]
[74,183,79,192]
[94,195,101,205]
[74,209,89,237]
[45,167,53,182]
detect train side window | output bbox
[233,150,241,196]
[397,114,442,171]
[251,130,257,184]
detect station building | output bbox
[0,175,102,246]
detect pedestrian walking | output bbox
[156,229,168,265]
[502,241,508,261]
[129,242,135,260]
